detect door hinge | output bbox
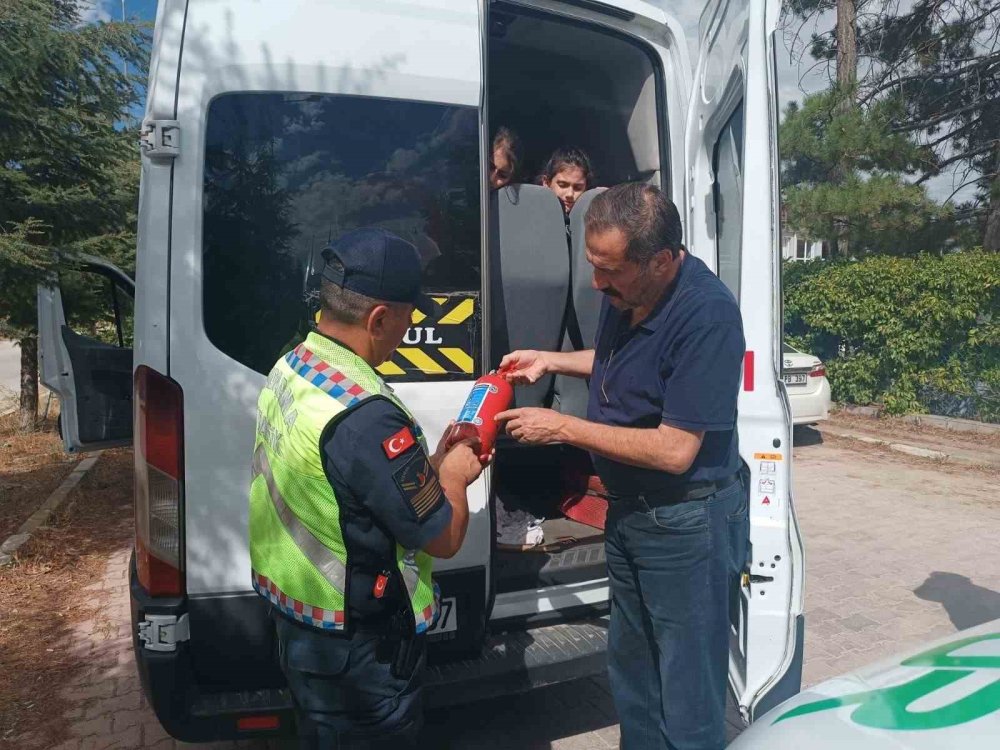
[138,613,190,652]
[140,119,180,161]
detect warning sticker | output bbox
[759,461,776,475]
[758,478,776,494]
[376,292,479,382]
[754,452,783,461]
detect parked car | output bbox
[782,344,832,424]
[37,0,805,741]
[729,617,1000,749]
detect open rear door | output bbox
[685,0,805,722]
[38,257,135,453]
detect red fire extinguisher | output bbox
[448,370,513,463]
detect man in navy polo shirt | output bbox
[497,183,749,750]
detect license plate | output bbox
[783,373,807,385]
[428,596,457,635]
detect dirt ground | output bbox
[0,449,133,749]
[0,403,75,540]
[829,409,1000,450]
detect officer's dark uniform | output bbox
[274,383,451,748]
[252,229,450,750]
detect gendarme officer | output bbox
[249,228,483,748]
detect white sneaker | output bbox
[496,497,545,548]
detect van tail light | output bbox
[809,365,826,378]
[134,365,185,597]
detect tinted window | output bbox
[712,102,744,301]
[202,93,481,377]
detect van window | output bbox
[202,93,481,376]
[712,102,744,301]
[61,267,135,349]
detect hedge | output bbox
[783,251,999,422]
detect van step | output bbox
[494,541,606,594]
[425,616,609,708]
[189,617,609,716]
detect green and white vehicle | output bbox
[730,619,1000,749]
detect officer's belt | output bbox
[606,473,741,508]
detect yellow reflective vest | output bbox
[249,332,437,633]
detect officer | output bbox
[497,183,749,750]
[249,228,484,749]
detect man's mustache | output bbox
[601,287,623,299]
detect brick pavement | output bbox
[31,432,1000,748]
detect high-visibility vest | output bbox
[249,332,437,634]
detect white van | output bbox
[38,0,805,741]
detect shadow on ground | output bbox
[914,572,1000,631]
[793,425,824,447]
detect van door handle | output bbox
[741,573,774,588]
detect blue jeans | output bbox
[605,475,749,750]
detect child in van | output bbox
[490,126,522,190]
[539,146,593,216]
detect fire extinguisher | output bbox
[447,371,513,463]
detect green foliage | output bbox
[784,251,1000,419]
[0,0,148,340]
[780,90,951,255]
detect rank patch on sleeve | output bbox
[382,426,416,460]
[392,453,444,521]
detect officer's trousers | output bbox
[273,612,426,749]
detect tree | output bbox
[785,0,1000,250]
[0,0,147,427]
[780,89,953,255]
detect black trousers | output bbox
[273,612,426,749]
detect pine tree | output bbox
[0,0,147,427]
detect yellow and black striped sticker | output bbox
[378,293,479,380]
[311,292,479,381]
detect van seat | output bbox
[554,187,607,418]
[489,184,570,408]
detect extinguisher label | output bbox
[456,383,496,426]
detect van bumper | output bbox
[131,559,609,742]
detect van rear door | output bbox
[685,0,805,720]
[167,0,489,651]
[37,257,135,453]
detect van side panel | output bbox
[134,0,187,377]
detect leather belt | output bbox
[607,472,741,508]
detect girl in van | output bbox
[490,126,522,190]
[540,146,593,216]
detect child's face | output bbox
[543,166,588,214]
[490,147,513,190]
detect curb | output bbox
[0,451,103,566]
[820,427,998,469]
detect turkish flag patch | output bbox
[382,426,416,460]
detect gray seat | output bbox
[554,187,607,418]
[489,184,569,409]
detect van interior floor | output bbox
[494,517,606,594]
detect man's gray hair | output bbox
[584,183,683,264]
[318,259,381,324]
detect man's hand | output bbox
[499,350,549,385]
[496,407,570,445]
[438,441,486,487]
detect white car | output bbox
[729,618,1000,749]
[783,344,832,424]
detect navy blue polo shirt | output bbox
[587,253,745,495]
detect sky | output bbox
[90,0,968,203]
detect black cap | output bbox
[321,228,435,315]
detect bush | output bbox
[783,251,1000,420]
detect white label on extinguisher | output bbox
[456,383,497,426]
